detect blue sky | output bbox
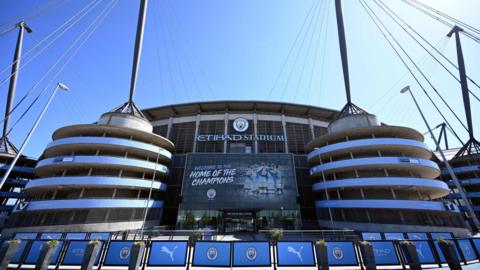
[0,0,479,157]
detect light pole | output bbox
[0,83,69,190]
[400,85,480,230]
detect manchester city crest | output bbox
[120,246,131,260]
[207,247,218,261]
[246,247,257,261]
[233,117,249,132]
[333,247,344,260]
[207,189,216,200]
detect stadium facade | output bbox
[2,100,471,237]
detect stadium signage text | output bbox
[195,134,286,142]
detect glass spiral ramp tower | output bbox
[307,112,469,236]
[4,107,174,233]
[3,0,175,234]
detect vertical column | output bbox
[224,113,229,153]
[281,114,288,153]
[192,114,200,153]
[308,117,315,138]
[253,113,258,153]
[166,117,173,138]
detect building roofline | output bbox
[141,100,339,122]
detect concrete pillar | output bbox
[35,240,59,270]
[399,241,421,270]
[81,241,102,270]
[192,114,200,152]
[224,113,228,153]
[128,242,145,270]
[166,117,173,139]
[253,113,258,153]
[438,240,461,270]
[0,239,20,269]
[281,114,288,153]
[358,241,376,270]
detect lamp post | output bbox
[400,85,480,230]
[0,83,69,190]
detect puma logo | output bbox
[160,245,178,262]
[287,246,303,262]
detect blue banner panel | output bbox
[407,233,428,240]
[104,241,135,266]
[65,233,87,240]
[12,233,37,264]
[90,232,111,240]
[25,240,64,265]
[472,238,480,255]
[233,242,271,267]
[14,233,37,240]
[371,241,399,265]
[327,242,358,266]
[193,241,231,267]
[433,240,461,263]
[40,233,62,240]
[405,240,436,264]
[62,241,103,265]
[148,241,188,266]
[457,239,477,261]
[384,233,405,240]
[430,232,453,240]
[362,232,381,240]
[277,241,315,267]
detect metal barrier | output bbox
[3,235,480,269]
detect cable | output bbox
[266,0,319,100]
[358,0,464,145]
[0,0,102,79]
[364,0,468,132]
[293,0,325,102]
[3,0,118,137]
[306,0,330,104]
[401,0,480,44]
[279,0,322,101]
[0,0,69,29]
[0,0,103,124]
[408,0,480,36]
[376,0,480,103]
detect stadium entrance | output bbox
[221,210,257,233]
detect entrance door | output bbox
[222,211,256,233]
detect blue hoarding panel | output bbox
[14,233,37,240]
[12,233,37,264]
[104,241,135,266]
[193,241,231,267]
[233,242,270,267]
[371,241,399,265]
[407,233,428,240]
[40,233,62,240]
[327,242,358,266]
[457,239,477,261]
[431,232,453,240]
[472,238,480,255]
[90,232,111,240]
[406,241,436,264]
[25,240,63,264]
[384,233,404,240]
[277,242,315,267]
[362,232,381,240]
[62,241,103,265]
[433,240,461,263]
[65,233,87,240]
[148,241,188,266]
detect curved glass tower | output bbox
[308,113,469,236]
[4,106,174,233]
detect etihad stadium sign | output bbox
[195,134,286,142]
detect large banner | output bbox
[180,153,298,210]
